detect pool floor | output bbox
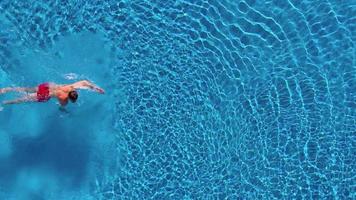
[0,0,355,199]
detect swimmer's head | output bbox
[68,90,78,103]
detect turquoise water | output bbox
[0,0,355,199]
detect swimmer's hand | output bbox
[88,83,105,94]
[94,87,105,94]
[59,106,69,113]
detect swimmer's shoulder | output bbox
[49,84,71,96]
[55,90,69,100]
[54,83,73,91]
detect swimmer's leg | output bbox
[2,93,37,105]
[0,87,37,94]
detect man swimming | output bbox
[0,80,104,106]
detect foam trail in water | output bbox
[63,73,79,80]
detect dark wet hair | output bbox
[68,90,78,103]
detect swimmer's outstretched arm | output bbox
[70,80,105,94]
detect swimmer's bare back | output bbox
[0,80,105,106]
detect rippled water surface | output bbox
[0,0,355,199]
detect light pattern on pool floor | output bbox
[0,0,354,199]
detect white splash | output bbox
[63,73,79,80]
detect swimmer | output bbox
[0,80,104,107]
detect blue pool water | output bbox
[0,0,355,199]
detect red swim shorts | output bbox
[37,83,51,102]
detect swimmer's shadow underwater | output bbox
[0,88,117,194]
[0,114,92,188]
